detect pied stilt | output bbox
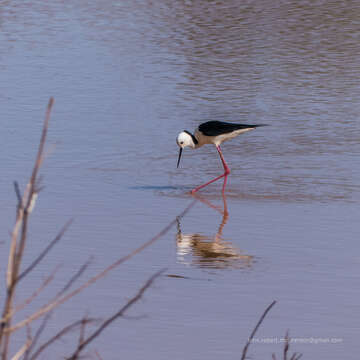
[176,120,266,193]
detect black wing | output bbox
[198,121,263,137]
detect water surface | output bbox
[0,1,359,359]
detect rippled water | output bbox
[0,1,359,359]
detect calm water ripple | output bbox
[0,1,359,359]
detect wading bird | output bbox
[176,121,266,193]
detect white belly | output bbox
[195,128,254,147]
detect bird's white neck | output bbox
[183,130,200,149]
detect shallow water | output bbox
[0,1,359,359]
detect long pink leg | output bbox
[191,145,230,193]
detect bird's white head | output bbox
[176,131,196,168]
[176,131,195,149]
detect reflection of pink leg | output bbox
[191,191,229,240]
[222,174,228,193]
[191,145,231,193]
[191,191,228,217]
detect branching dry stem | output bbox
[65,269,165,360]
[0,98,54,360]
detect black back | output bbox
[198,121,262,137]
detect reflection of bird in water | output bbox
[176,194,253,269]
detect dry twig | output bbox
[5,265,61,323]
[6,200,195,335]
[65,269,165,360]
[94,350,103,360]
[241,300,277,360]
[0,97,54,360]
[272,330,302,360]
[24,258,93,360]
[29,318,98,360]
[17,220,73,283]
[0,97,196,359]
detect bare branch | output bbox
[283,331,303,360]
[284,330,289,360]
[66,269,165,360]
[6,215,22,288]
[57,257,92,296]
[2,265,61,323]
[27,97,54,205]
[13,182,22,210]
[17,220,73,283]
[0,97,55,357]
[78,317,88,349]
[23,257,93,360]
[241,300,277,360]
[16,97,54,277]
[23,314,50,360]
[6,200,195,334]
[29,318,98,360]
[21,325,33,360]
[10,337,32,360]
[271,331,303,360]
[23,258,92,360]
[94,350,103,360]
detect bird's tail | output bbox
[254,124,270,128]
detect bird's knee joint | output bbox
[225,169,230,175]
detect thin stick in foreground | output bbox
[6,200,196,335]
[0,97,54,359]
[65,269,165,360]
[272,330,303,360]
[28,318,99,360]
[17,220,73,283]
[241,300,277,360]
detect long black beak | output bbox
[177,148,183,168]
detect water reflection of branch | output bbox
[176,193,253,269]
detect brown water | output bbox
[0,1,359,359]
